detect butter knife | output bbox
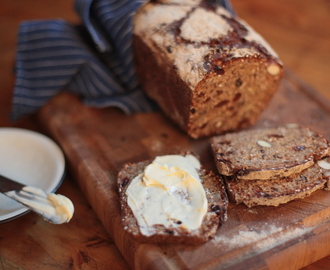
[0,174,74,224]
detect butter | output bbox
[6,186,74,224]
[126,155,207,236]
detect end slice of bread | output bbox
[210,124,330,180]
[117,157,228,245]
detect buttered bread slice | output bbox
[117,153,228,245]
[210,124,330,180]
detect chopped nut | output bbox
[286,123,299,128]
[267,64,280,76]
[215,121,223,128]
[317,159,330,170]
[257,140,272,148]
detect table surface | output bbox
[0,0,329,269]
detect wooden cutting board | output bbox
[38,70,330,270]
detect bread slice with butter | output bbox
[117,154,228,245]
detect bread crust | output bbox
[133,0,283,138]
[117,157,228,245]
[210,125,330,180]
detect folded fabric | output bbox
[11,0,235,121]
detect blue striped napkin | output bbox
[11,0,235,120]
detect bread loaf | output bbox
[117,154,228,245]
[133,0,283,138]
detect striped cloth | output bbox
[11,0,235,120]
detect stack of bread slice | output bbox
[210,124,330,207]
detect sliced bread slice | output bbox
[210,124,330,180]
[117,154,228,245]
[225,157,330,207]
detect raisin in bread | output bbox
[210,125,330,180]
[133,0,283,139]
[226,157,330,207]
[117,154,228,245]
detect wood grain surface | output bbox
[0,0,329,269]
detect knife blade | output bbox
[0,174,25,193]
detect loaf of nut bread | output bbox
[117,154,228,245]
[133,0,283,138]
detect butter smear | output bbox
[6,186,74,224]
[126,154,207,236]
